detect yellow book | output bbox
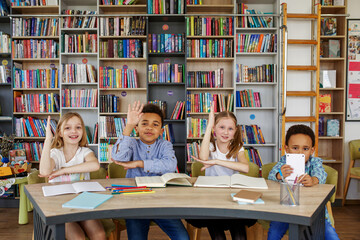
[190,16,195,36]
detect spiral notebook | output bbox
[62,192,113,209]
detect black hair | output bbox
[142,104,164,127]
[285,124,315,147]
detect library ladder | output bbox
[280,2,321,155]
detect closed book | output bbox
[62,192,113,209]
[232,190,262,203]
[231,193,265,205]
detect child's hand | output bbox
[191,156,215,171]
[208,102,215,128]
[298,174,318,187]
[278,164,293,180]
[45,115,53,141]
[127,101,144,126]
[111,159,144,170]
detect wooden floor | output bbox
[1,205,359,240]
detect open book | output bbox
[42,181,106,197]
[194,174,268,189]
[135,173,192,188]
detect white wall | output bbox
[344,0,360,200]
[283,0,360,200]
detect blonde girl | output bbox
[40,112,105,240]
[188,103,256,240]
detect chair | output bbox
[28,168,116,240]
[343,139,360,206]
[187,161,261,240]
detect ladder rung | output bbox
[287,91,317,97]
[287,65,317,71]
[285,116,317,122]
[288,39,318,45]
[287,13,318,19]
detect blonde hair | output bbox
[210,111,243,159]
[51,112,88,149]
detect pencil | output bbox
[279,170,297,205]
[122,191,155,195]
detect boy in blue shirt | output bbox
[267,124,339,240]
[111,101,189,240]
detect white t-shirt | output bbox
[205,142,244,176]
[49,147,93,183]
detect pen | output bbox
[109,186,148,190]
[297,173,308,183]
[112,190,155,195]
[122,191,155,195]
[112,189,153,194]
[112,188,151,193]
[111,184,137,187]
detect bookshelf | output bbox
[234,0,280,168]
[318,0,347,199]
[0,15,12,136]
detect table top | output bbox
[25,178,334,227]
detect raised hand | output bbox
[45,115,53,141]
[127,101,144,126]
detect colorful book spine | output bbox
[186,39,233,58]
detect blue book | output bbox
[62,192,113,209]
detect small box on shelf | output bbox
[319,94,331,113]
[327,119,340,137]
[320,70,336,88]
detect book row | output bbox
[62,64,97,84]
[187,68,224,88]
[99,16,146,36]
[186,92,234,113]
[99,142,112,162]
[148,99,167,118]
[236,63,276,83]
[319,117,340,137]
[14,117,57,138]
[85,125,97,144]
[61,88,98,108]
[148,0,185,14]
[0,32,10,53]
[244,147,263,168]
[240,124,265,145]
[99,66,138,88]
[62,10,97,29]
[186,17,234,36]
[12,17,59,37]
[186,39,234,58]
[320,0,344,6]
[99,39,144,58]
[236,33,277,53]
[148,33,185,53]
[186,141,200,162]
[13,66,59,89]
[100,0,136,5]
[12,39,59,59]
[187,117,207,138]
[0,0,9,16]
[99,116,137,138]
[14,92,60,113]
[61,33,97,53]
[148,62,185,83]
[0,64,11,84]
[237,3,274,29]
[14,141,43,162]
[10,0,58,6]
[162,124,175,143]
[236,90,262,108]
[170,101,185,120]
[99,94,120,113]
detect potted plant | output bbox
[0,133,15,164]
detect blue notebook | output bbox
[62,192,113,209]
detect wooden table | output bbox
[25,179,334,240]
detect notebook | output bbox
[42,181,106,197]
[62,192,113,209]
[230,193,265,205]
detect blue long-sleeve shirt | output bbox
[268,155,331,224]
[111,135,177,178]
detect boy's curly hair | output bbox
[142,104,164,127]
[285,124,315,147]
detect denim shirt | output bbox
[111,134,177,178]
[268,155,331,224]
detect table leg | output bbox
[18,182,28,225]
[33,208,65,240]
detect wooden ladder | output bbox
[280,2,321,155]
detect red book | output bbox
[176,101,183,119]
[28,117,39,137]
[24,142,33,162]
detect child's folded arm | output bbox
[111,135,135,162]
[143,142,177,174]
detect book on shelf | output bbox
[62,88,98,108]
[100,16,145,36]
[62,10,97,29]
[148,61,185,83]
[62,64,96,84]
[12,17,59,37]
[135,173,192,187]
[320,70,336,88]
[244,147,263,168]
[0,64,11,84]
[14,142,44,162]
[236,34,277,53]
[186,17,233,36]
[187,68,224,88]
[61,32,97,53]
[0,0,9,16]
[319,94,331,113]
[328,39,340,58]
[236,89,262,108]
[62,192,113,209]
[319,116,325,136]
[194,174,268,189]
[148,0,184,14]
[187,117,207,138]
[236,3,273,29]
[239,125,265,144]
[99,116,137,138]
[170,101,185,120]
[236,63,276,83]
[14,117,57,138]
[101,0,139,5]
[186,141,200,162]
[100,94,120,113]
[327,119,340,137]
[321,17,337,36]
[100,66,138,88]
[14,92,60,113]
[0,32,11,53]
[12,39,59,59]
[148,100,167,118]
[187,39,234,58]
[13,66,59,89]
[100,39,143,58]
[162,124,175,143]
[148,33,185,53]
[232,190,262,203]
[42,181,106,197]
[187,92,234,113]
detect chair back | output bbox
[349,140,360,161]
[191,161,205,177]
[241,162,260,177]
[27,170,46,184]
[261,162,277,179]
[90,167,107,179]
[108,162,127,178]
[323,164,338,203]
